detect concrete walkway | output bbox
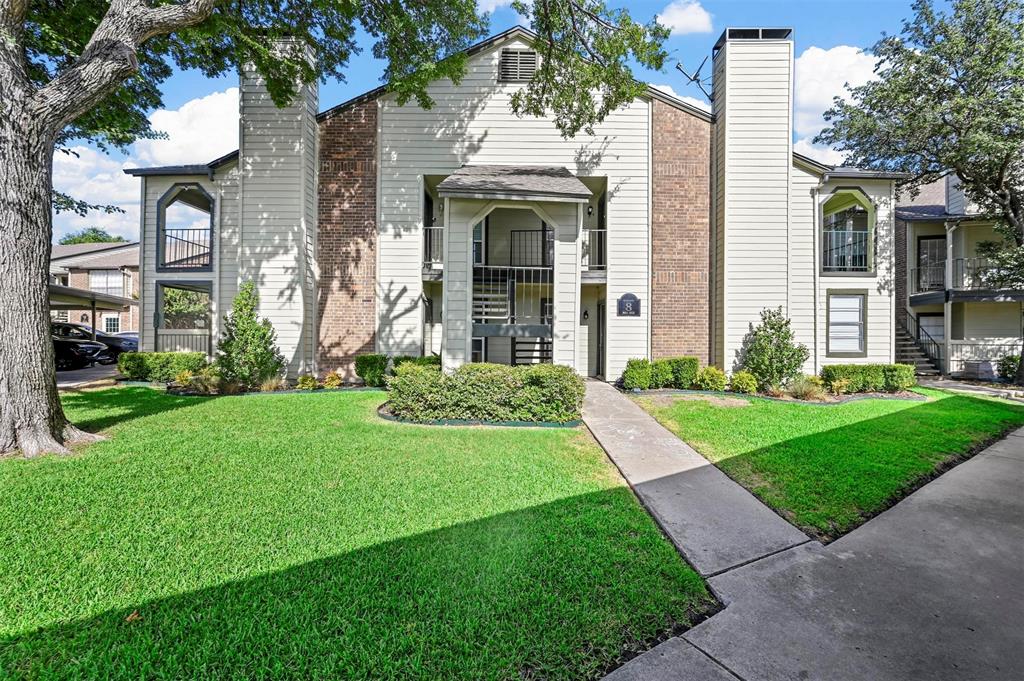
[919,378,1024,403]
[604,416,1024,680]
[56,363,119,390]
[583,382,809,576]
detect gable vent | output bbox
[498,49,538,82]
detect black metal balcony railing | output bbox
[509,229,553,267]
[582,228,607,271]
[423,226,444,266]
[953,257,995,289]
[901,314,943,368]
[472,265,553,325]
[910,264,945,294]
[822,229,870,272]
[162,228,212,269]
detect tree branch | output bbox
[29,0,219,136]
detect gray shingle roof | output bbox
[51,242,127,260]
[437,165,592,201]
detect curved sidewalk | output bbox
[582,381,810,577]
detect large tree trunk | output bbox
[0,103,99,457]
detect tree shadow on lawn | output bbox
[656,392,1024,541]
[61,387,209,433]
[0,487,714,680]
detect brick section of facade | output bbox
[63,268,139,332]
[894,218,907,328]
[316,100,378,380]
[650,99,712,363]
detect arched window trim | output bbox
[820,186,877,277]
[156,182,215,272]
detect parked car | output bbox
[52,336,113,371]
[51,322,137,361]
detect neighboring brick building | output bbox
[50,242,140,333]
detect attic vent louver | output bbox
[498,49,538,82]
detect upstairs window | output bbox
[89,269,125,296]
[822,190,874,274]
[498,49,538,82]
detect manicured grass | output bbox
[638,389,1024,539]
[0,388,711,680]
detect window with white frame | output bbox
[827,291,867,357]
[104,315,121,334]
[89,269,124,296]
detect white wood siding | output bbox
[238,64,318,375]
[379,36,649,378]
[442,198,481,370]
[946,174,979,216]
[712,38,794,371]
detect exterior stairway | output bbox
[895,327,941,377]
[472,279,510,323]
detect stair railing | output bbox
[899,314,944,371]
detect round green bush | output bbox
[622,358,653,390]
[729,370,758,394]
[695,366,727,392]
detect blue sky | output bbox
[53,0,921,243]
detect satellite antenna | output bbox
[675,56,712,101]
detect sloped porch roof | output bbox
[436,165,592,203]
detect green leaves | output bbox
[817,0,1024,238]
[215,281,285,388]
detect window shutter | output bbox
[499,49,538,82]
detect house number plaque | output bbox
[617,294,640,317]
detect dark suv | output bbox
[51,322,137,361]
[52,335,113,370]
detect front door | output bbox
[917,236,946,291]
[595,302,606,378]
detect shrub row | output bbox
[355,353,441,387]
[622,357,700,390]
[820,363,916,393]
[387,362,585,423]
[118,352,207,382]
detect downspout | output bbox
[812,172,830,373]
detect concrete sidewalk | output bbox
[56,363,119,390]
[582,382,809,577]
[604,411,1024,680]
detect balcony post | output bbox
[551,203,581,371]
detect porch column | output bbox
[550,202,581,371]
[441,198,477,372]
[943,222,956,374]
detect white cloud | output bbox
[478,0,513,12]
[53,87,240,242]
[649,83,711,112]
[657,1,712,36]
[793,45,876,140]
[793,137,848,166]
[134,87,239,167]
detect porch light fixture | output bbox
[587,205,594,216]
[583,309,589,321]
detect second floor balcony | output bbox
[422,226,608,275]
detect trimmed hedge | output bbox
[355,354,388,387]
[387,363,585,423]
[622,359,653,390]
[695,366,726,392]
[650,360,674,389]
[118,352,207,382]
[820,363,917,393]
[665,356,700,389]
[729,370,758,395]
[392,355,442,371]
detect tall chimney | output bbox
[711,28,794,370]
[238,41,319,377]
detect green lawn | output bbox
[638,388,1024,539]
[0,388,711,680]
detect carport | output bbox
[48,284,137,339]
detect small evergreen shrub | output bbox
[665,356,700,389]
[695,366,727,391]
[740,307,810,391]
[621,358,653,390]
[190,366,224,395]
[651,360,674,389]
[787,374,825,401]
[820,364,916,393]
[829,377,851,396]
[322,371,343,389]
[355,354,389,387]
[296,374,319,391]
[729,370,758,395]
[215,281,285,389]
[117,351,207,382]
[998,355,1020,381]
[173,369,195,386]
[387,363,585,423]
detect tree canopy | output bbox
[817,0,1024,237]
[57,227,127,245]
